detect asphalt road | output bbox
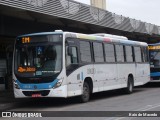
[1,82,160,120]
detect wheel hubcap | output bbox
[129,82,132,92]
[83,84,89,99]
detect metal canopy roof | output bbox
[0,0,160,37]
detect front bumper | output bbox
[14,85,67,98]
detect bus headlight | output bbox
[13,79,20,89]
[53,79,63,88]
[15,83,20,89]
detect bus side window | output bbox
[66,46,78,66]
[79,41,92,63]
[146,47,149,62]
[134,47,142,62]
[104,43,115,62]
[115,44,125,62]
[141,47,149,62]
[141,47,145,62]
[93,42,104,62]
[132,46,135,62]
[125,46,133,62]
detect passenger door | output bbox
[66,39,82,96]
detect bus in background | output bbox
[13,30,150,102]
[148,43,160,81]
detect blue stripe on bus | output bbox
[150,72,160,77]
[16,79,59,90]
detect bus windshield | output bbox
[150,50,160,67]
[14,34,62,77]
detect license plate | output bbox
[32,94,41,98]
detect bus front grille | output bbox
[22,90,50,96]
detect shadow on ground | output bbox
[137,82,160,88]
[7,82,160,110]
[11,87,145,110]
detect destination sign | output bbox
[17,35,62,44]
[18,67,36,73]
[148,45,160,50]
[22,37,30,43]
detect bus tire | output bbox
[124,76,134,94]
[79,81,90,103]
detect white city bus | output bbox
[13,30,150,102]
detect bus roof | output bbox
[18,31,63,38]
[70,32,147,46]
[17,30,147,46]
[91,33,128,40]
[149,43,160,46]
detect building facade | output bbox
[90,0,106,10]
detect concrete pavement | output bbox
[0,83,160,120]
[0,84,28,111]
[0,87,16,110]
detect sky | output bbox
[74,0,160,26]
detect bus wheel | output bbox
[79,82,90,103]
[124,76,134,94]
